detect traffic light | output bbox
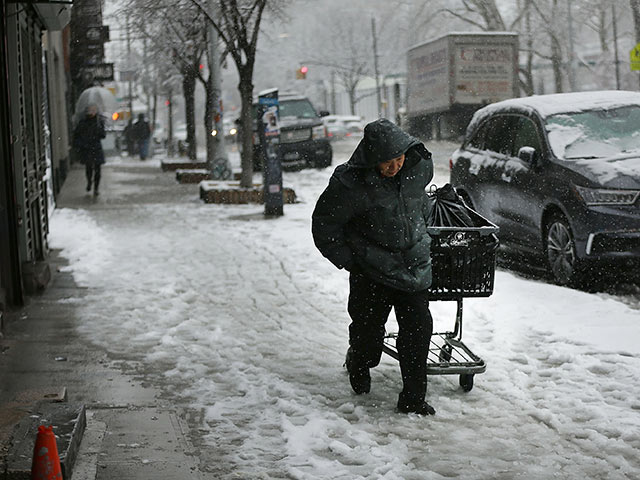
[296,66,308,79]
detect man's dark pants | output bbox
[347,272,433,408]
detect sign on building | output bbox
[82,63,114,82]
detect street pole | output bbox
[143,36,150,120]
[371,17,382,119]
[612,4,621,90]
[207,0,230,179]
[126,14,133,119]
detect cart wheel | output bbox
[439,343,452,363]
[459,374,474,392]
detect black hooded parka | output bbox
[312,118,434,292]
[73,113,106,166]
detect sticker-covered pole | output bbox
[257,88,283,216]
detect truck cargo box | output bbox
[406,32,519,139]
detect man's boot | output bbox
[345,347,370,394]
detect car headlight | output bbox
[574,185,640,206]
[229,128,237,136]
[312,125,326,139]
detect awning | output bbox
[32,1,73,31]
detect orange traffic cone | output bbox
[30,425,62,480]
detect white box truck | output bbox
[406,32,519,140]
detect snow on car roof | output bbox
[466,90,640,137]
[487,90,640,117]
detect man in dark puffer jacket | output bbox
[312,118,436,415]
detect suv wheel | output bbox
[545,213,579,285]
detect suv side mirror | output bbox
[518,146,538,168]
[318,110,330,117]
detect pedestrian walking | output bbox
[122,119,135,156]
[133,113,151,160]
[73,104,106,195]
[312,118,436,415]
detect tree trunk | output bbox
[551,35,564,93]
[471,0,506,30]
[167,90,175,157]
[521,0,534,95]
[182,69,197,161]
[204,73,214,169]
[238,74,255,189]
[348,85,357,115]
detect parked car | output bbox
[322,115,348,141]
[322,115,365,141]
[342,116,365,138]
[449,90,640,286]
[240,93,332,170]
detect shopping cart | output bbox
[382,207,499,392]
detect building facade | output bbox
[0,1,72,312]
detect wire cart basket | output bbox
[382,208,499,392]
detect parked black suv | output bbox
[449,91,640,286]
[242,94,332,171]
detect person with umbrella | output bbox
[312,118,436,415]
[72,104,106,195]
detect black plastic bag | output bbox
[425,184,475,227]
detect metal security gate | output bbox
[6,5,49,266]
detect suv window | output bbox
[512,116,542,156]
[279,99,318,119]
[468,121,489,149]
[484,115,518,155]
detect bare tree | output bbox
[570,0,623,90]
[189,0,285,188]
[308,9,373,115]
[441,0,507,30]
[517,0,535,95]
[301,0,410,116]
[194,29,227,173]
[582,0,613,53]
[530,0,569,93]
[125,0,206,160]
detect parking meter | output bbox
[257,89,283,216]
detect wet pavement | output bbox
[0,156,204,479]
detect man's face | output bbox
[87,105,98,117]
[377,153,405,177]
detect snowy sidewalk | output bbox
[42,144,640,479]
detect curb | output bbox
[3,403,85,480]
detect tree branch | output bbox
[438,8,488,30]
